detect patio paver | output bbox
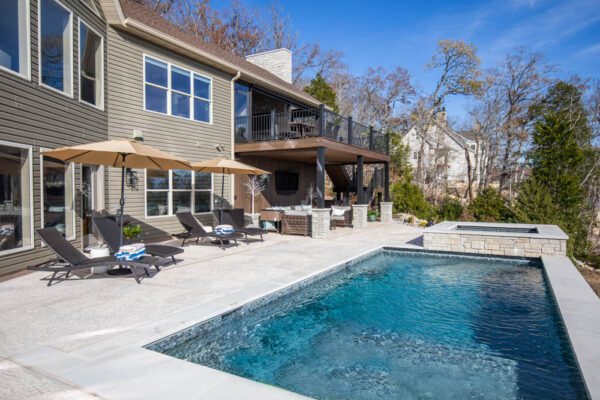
[0,222,424,399]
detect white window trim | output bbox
[77,18,104,110]
[142,53,213,125]
[144,169,213,219]
[0,0,31,81]
[0,140,34,256]
[79,0,101,17]
[40,147,76,241]
[38,0,74,98]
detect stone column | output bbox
[311,208,331,239]
[380,202,393,223]
[352,204,368,229]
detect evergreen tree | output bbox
[303,73,340,113]
[467,187,513,222]
[529,113,586,213]
[513,178,564,225]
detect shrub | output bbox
[467,187,513,222]
[391,178,434,220]
[123,224,141,240]
[436,197,464,221]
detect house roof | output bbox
[404,123,475,151]
[99,0,323,108]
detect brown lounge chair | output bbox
[174,212,240,249]
[27,228,167,285]
[92,217,183,264]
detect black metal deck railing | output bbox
[234,106,389,155]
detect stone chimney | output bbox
[245,48,292,84]
[435,107,447,126]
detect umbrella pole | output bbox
[119,155,126,248]
[109,154,133,276]
[220,171,224,225]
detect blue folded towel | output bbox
[115,243,146,261]
[214,224,235,236]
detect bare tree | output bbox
[293,43,345,86]
[351,67,414,131]
[244,174,267,214]
[260,3,298,51]
[492,49,552,193]
[413,40,483,192]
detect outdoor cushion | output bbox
[284,210,309,216]
[332,208,346,217]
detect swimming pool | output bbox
[149,249,588,399]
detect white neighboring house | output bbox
[402,111,479,185]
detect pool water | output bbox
[158,251,587,399]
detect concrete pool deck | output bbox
[1,222,598,399]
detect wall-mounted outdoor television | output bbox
[275,170,299,194]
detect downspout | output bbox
[230,71,241,208]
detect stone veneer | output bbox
[311,208,331,239]
[380,202,393,223]
[423,221,568,258]
[352,204,368,229]
[245,48,293,84]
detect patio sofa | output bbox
[330,206,352,228]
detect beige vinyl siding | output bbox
[106,27,233,240]
[0,0,108,276]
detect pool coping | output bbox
[12,246,600,399]
[542,256,600,400]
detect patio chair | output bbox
[175,212,240,249]
[213,209,268,243]
[92,217,183,264]
[27,228,166,285]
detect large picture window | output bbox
[146,170,212,217]
[40,0,73,95]
[144,55,212,123]
[79,20,103,108]
[42,155,75,239]
[0,0,30,78]
[0,142,33,254]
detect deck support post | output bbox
[316,146,326,208]
[384,161,390,202]
[247,85,253,139]
[319,104,325,137]
[348,116,353,145]
[270,109,276,140]
[357,155,364,204]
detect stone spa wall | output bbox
[423,222,568,258]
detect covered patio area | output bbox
[235,136,391,211]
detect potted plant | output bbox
[367,210,378,222]
[123,224,141,241]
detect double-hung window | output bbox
[0,0,30,78]
[144,56,212,123]
[79,20,103,108]
[39,0,73,96]
[146,170,212,217]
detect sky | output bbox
[230,0,600,125]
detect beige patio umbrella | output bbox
[41,138,192,249]
[191,158,270,224]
